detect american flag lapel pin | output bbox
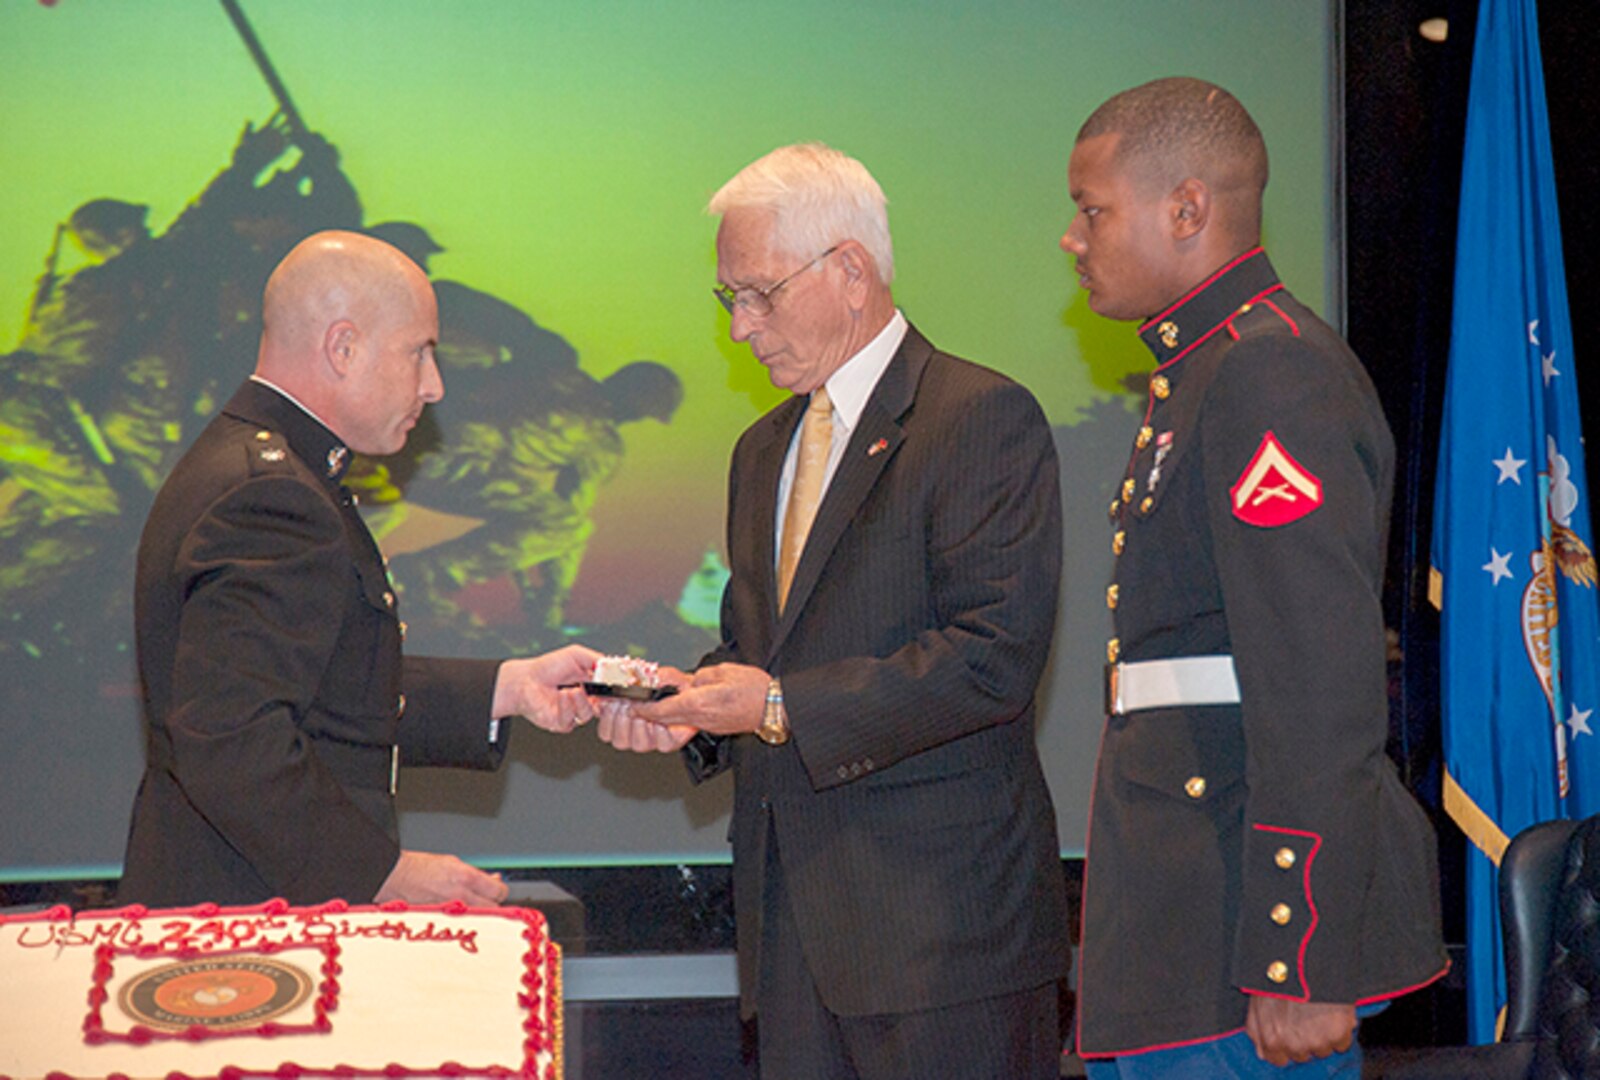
[867,438,889,457]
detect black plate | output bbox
[581,682,678,702]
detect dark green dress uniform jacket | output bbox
[120,379,506,908]
[1076,250,1449,1056]
[682,326,1070,1020]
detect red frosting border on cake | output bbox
[84,936,340,1045]
[0,898,558,1080]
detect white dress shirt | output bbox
[773,309,909,566]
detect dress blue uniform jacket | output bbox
[1076,250,1449,1056]
[120,379,506,907]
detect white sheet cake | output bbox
[0,900,561,1080]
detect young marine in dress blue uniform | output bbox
[1062,79,1448,1078]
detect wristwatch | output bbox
[757,677,790,745]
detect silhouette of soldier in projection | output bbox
[1,0,689,669]
[1,120,686,670]
[354,222,684,654]
[0,117,363,661]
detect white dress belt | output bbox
[1106,655,1241,715]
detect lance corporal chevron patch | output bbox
[1230,430,1322,527]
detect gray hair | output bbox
[708,142,894,285]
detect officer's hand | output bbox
[1245,996,1356,1066]
[492,644,604,733]
[376,850,508,906]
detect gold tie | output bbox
[778,387,833,612]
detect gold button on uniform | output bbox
[1122,477,1136,501]
[1267,961,1289,984]
[1271,903,1293,926]
[1275,847,1297,870]
[1238,303,1253,314]
[1140,496,1154,513]
[383,590,395,608]
[1109,497,1121,519]
[1113,531,1126,556]
[1151,374,1171,399]
[1184,776,1207,799]
[1136,426,1154,450]
[1106,584,1119,610]
[397,692,407,718]
[1107,638,1120,663]
[255,430,272,442]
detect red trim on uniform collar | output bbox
[1139,246,1266,333]
[1153,281,1285,373]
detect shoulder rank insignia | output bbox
[1230,431,1322,527]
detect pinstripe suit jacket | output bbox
[684,324,1070,1018]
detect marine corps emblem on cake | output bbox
[118,955,312,1031]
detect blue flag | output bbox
[1430,0,1600,1044]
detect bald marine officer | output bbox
[121,231,603,908]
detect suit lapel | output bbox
[767,327,931,659]
[743,397,804,651]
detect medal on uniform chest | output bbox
[1147,431,1174,494]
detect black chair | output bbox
[1370,814,1595,1078]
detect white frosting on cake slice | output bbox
[591,654,660,688]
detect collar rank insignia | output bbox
[326,445,348,477]
[1229,430,1322,527]
[1158,321,1180,349]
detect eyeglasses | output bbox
[713,245,840,318]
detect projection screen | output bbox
[0,0,1337,879]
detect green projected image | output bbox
[0,0,1333,875]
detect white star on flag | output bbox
[1483,548,1514,585]
[1529,319,1540,345]
[1543,350,1560,387]
[1493,448,1527,484]
[1569,704,1594,738]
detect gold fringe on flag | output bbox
[1444,768,1510,866]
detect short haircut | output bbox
[708,142,895,285]
[1078,77,1268,206]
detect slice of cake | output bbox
[590,654,661,689]
[0,899,561,1080]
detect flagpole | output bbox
[217,0,307,135]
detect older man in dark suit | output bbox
[120,231,602,909]
[602,143,1068,1079]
